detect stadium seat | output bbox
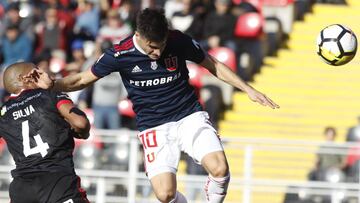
[118,99,136,118]
[208,47,237,72]
[234,12,264,38]
[263,0,294,6]
[186,62,205,88]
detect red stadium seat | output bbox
[234,12,264,38]
[208,47,237,72]
[0,138,5,153]
[187,62,205,88]
[118,99,136,118]
[263,0,294,6]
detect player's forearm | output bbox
[216,62,254,92]
[202,56,254,93]
[73,124,90,139]
[53,72,90,92]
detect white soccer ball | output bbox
[316,24,357,66]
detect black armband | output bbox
[69,107,87,117]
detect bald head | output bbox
[3,62,37,94]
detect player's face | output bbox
[22,67,53,90]
[136,32,167,60]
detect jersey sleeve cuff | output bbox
[56,100,73,109]
[91,65,105,78]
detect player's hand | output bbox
[246,87,280,109]
[22,69,54,90]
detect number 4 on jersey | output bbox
[22,120,49,157]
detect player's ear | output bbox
[18,74,28,87]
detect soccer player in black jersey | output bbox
[26,8,279,203]
[1,62,90,203]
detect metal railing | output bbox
[0,129,359,203]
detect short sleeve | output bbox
[91,48,120,78]
[180,32,206,63]
[50,91,73,110]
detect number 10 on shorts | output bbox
[139,130,158,163]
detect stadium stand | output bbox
[220,0,360,202]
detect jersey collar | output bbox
[9,89,29,99]
[133,35,147,55]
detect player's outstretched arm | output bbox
[199,55,280,109]
[25,68,99,92]
[58,103,91,139]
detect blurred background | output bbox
[0,0,360,202]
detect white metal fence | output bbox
[0,129,359,203]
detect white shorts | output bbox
[138,111,224,179]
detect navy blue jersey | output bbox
[92,30,205,131]
[0,89,76,177]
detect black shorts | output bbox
[9,172,89,203]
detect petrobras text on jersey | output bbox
[129,72,181,87]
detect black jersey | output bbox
[92,30,205,131]
[0,89,75,177]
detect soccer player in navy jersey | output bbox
[26,8,279,203]
[0,62,90,203]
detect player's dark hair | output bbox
[136,8,169,42]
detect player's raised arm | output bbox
[52,68,99,92]
[199,54,280,109]
[25,48,120,92]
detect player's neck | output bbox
[10,89,27,98]
[133,35,147,55]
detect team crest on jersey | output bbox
[164,56,178,72]
[150,61,158,70]
[0,106,6,116]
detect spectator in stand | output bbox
[343,117,360,181]
[65,40,87,105]
[91,41,126,129]
[164,0,184,19]
[192,0,215,14]
[46,0,76,36]
[66,40,87,74]
[97,9,133,44]
[346,116,360,142]
[0,2,34,41]
[92,72,125,129]
[1,24,33,69]
[308,127,346,181]
[33,50,52,75]
[170,0,204,40]
[201,0,237,52]
[35,7,67,55]
[74,0,100,39]
[141,0,157,9]
[117,0,137,27]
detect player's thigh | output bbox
[179,112,223,162]
[138,125,181,179]
[150,172,177,198]
[201,150,229,177]
[9,177,37,203]
[41,172,89,203]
